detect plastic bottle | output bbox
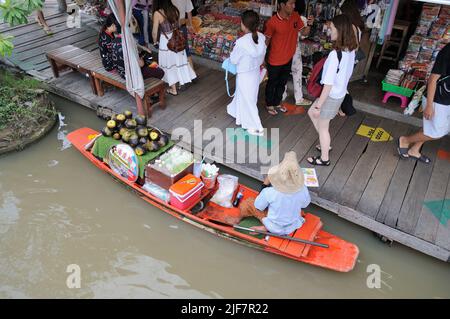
[233,190,243,207]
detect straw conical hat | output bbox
[268,151,305,193]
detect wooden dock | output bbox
[1,3,449,262]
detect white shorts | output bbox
[422,97,450,139]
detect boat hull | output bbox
[68,128,359,272]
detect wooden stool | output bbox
[382,92,408,108]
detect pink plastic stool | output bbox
[382,92,409,108]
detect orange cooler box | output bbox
[169,174,204,210]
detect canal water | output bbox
[0,95,449,298]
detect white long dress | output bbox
[159,30,196,87]
[227,32,267,131]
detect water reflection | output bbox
[0,189,21,235]
[88,251,220,298]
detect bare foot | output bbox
[250,226,267,234]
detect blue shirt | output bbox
[254,186,311,235]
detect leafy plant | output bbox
[0,0,44,56]
[0,69,55,135]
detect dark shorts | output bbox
[180,24,191,57]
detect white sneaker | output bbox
[247,129,264,136]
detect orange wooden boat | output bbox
[68,128,359,272]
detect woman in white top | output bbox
[307,14,357,166]
[152,0,196,96]
[226,10,267,136]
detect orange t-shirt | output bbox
[265,12,304,66]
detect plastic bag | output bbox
[210,174,238,208]
[143,182,171,203]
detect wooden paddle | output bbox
[233,225,329,248]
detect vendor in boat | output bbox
[239,151,310,236]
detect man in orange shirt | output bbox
[264,0,304,115]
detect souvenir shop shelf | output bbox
[188,13,241,62]
[399,4,449,80]
[188,0,273,62]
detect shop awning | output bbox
[413,0,450,5]
[108,0,145,115]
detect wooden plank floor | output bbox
[2,2,449,262]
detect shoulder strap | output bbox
[157,11,170,40]
[225,68,235,97]
[336,50,342,74]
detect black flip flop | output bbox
[396,138,409,159]
[408,154,431,164]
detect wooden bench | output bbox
[46,45,167,117]
[46,45,101,95]
[91,66,166,118]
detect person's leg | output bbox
[399,98,442,161]
[142,9,150,46]
[133,9,145,46]
[167,84,178,95]
[292,45,308,105]
[265,64,281,115]
[400,130,434,154]
[239,198,268,222]
[36,10,51,32]
[273,61,292,111]
[317,118,331,162]
[307,102,320,132]
[307,118,331,165]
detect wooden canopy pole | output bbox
[115,0,146,116]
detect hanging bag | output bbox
[159,12,186,53]
[341,93,356,116]
[307,51,342,98]
[221,58,237,97]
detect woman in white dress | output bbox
[152,0,196,96]
[227,10,267,136]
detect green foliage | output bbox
[0,69,55,135]
[0,0,44,56]
[0,33,14,56]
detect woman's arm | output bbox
[229,42,242,65]
[352,25,359,49]
[424,73,440,120]
[315,84,332,108]
[187,11,193,28]
[152,11,161,44]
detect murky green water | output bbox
[0,95,449,298]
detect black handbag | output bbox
[355,48,366,62]
[341,94,356,116]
